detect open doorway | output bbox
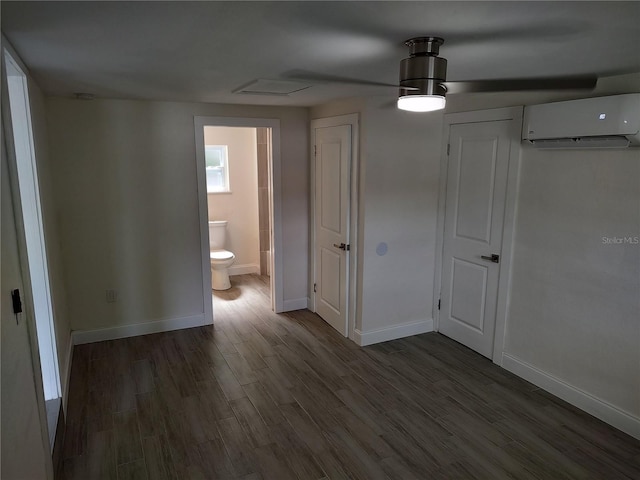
[194,117,282,322]
[3,48,61,448]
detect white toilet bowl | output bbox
[209,220,235,290]
[210,250,235,290]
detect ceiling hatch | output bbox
[233,78,313,96]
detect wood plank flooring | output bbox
[61,274,640,480]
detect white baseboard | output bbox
[282,297,309,312]
[502,353,640,440]
[71,314,209,345]
[229,263,260,276]
[62,338,74,416]
[354,318,434,346]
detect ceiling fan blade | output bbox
[282,70,418,90]
[443,76,597,94]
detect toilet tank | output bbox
[208,220,228,250]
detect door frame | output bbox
[310,114,359,341]
[433,106,523,364]
[2,47,61,402]
[1,43,56,476]
[194,116,283,319]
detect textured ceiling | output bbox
[2,1,639,106]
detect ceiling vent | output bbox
[233,79,313,96]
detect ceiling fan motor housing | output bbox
[400,37,447,98]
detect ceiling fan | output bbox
[288,36,597,112]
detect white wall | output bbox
[205,127,260,272]
[312,97,442,341]
[506,145,640,417]
[357,98,442,337]
[45,97,308,333]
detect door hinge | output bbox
[446,144,450,156]
[314,145,317,157]
[314,283,317,293]
[438,298,441,310]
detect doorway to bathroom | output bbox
[194,117,282,323]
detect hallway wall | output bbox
[45,97,308,334]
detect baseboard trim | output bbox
[354,318,434,346]
[229,263,260,276]
[282,297,309,312]
[62,338,74,416]
[502,353,640,440]
[71,314,209,345]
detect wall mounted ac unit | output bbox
[523,93,640,149]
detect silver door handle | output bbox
[333,243,350,251]
[481,254,500,263]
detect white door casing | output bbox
[439,119,513,358]
[194,116,282,316]
[314,124,351,336]
[1,86,53,479]
[3,48,61,402]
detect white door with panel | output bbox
[314,124,351,336]
[440,120,512,358]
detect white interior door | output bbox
[314,125,351,336]
[439,120,512,358]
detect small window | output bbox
[205,145,229,192]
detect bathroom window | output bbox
[205,145,230,192]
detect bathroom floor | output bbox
[212,273,271,308]
[60,274,640,479]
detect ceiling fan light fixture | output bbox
[398,36,447,112]
[397,94,446,112]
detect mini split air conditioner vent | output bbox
[523,94,640,149]
[530,136,631,149]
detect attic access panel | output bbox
[234,78,313,96]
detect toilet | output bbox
[209,220,235,290]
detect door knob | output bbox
[481,254,500,263]
[333,243,350,251]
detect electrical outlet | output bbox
[106,289,117,303]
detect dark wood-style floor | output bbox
[61,274,640,480]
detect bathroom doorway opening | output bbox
[194,117,282,322]
[3,48,61,448]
